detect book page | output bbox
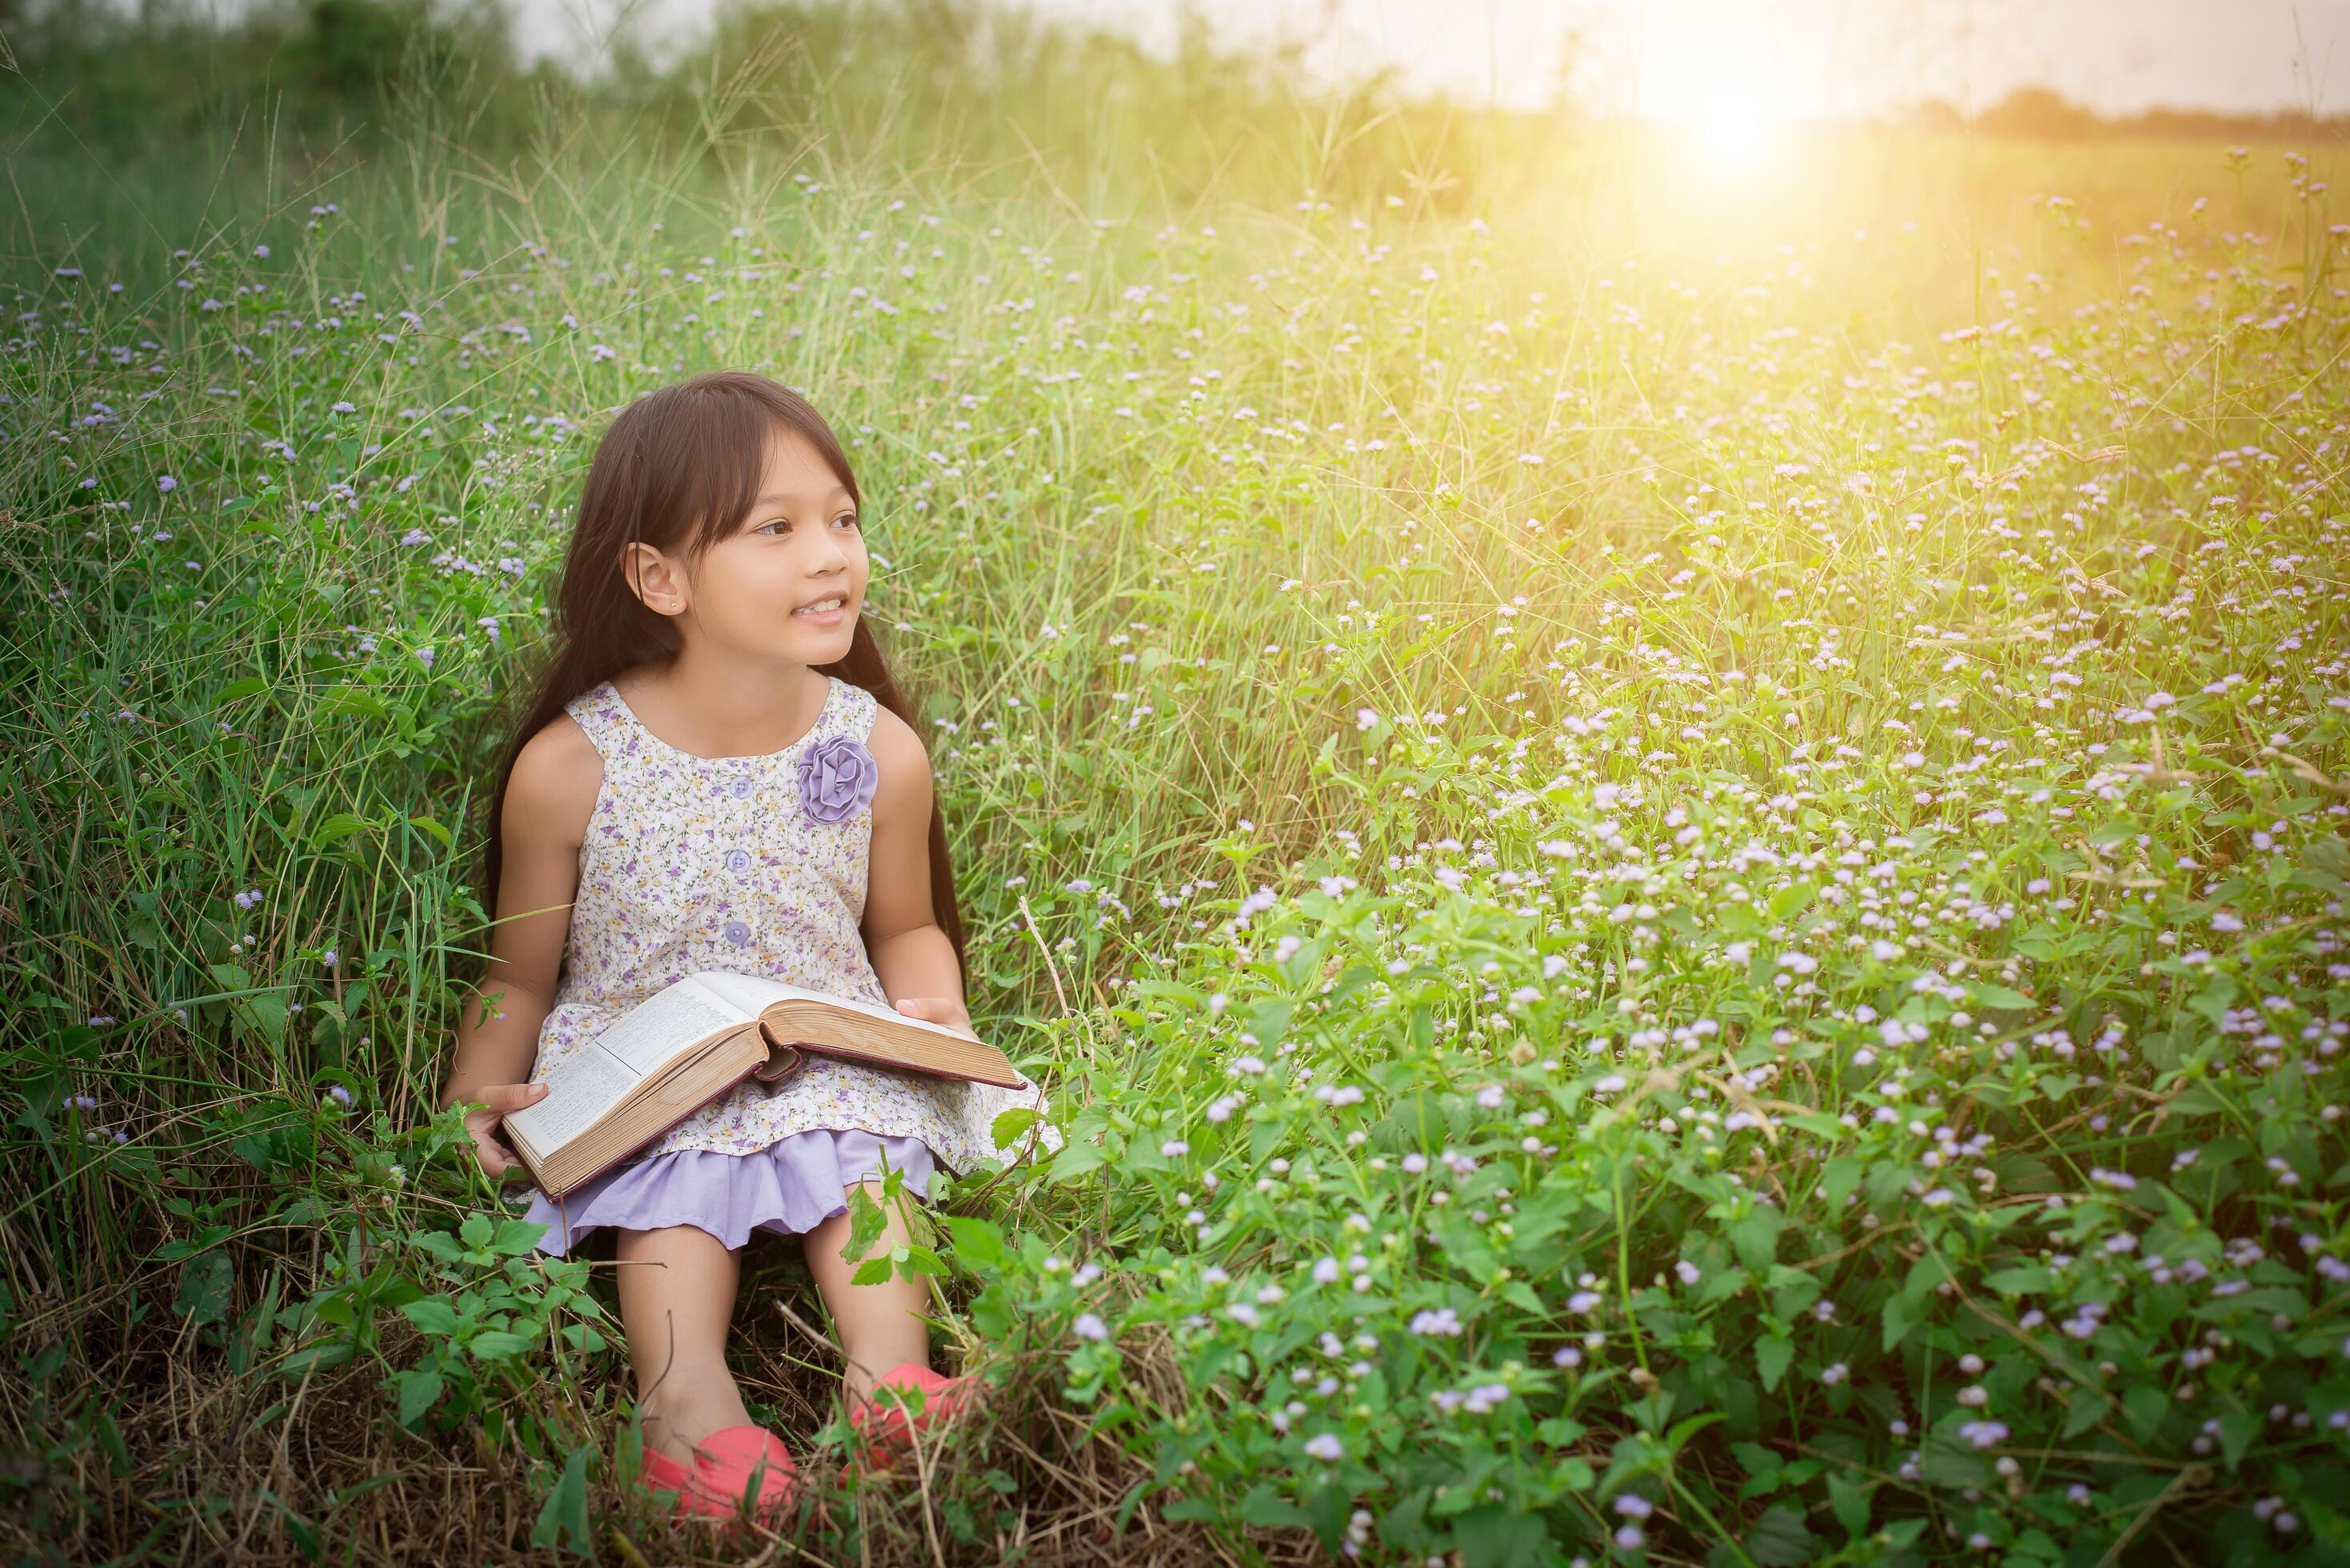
[687,970,803,1018]
[596,976,755,1076]
[688,969,967,1041]
[505,1041,637,1156]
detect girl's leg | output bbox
[615,1223,755,1465]
[802,1178,930,1408]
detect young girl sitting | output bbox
[435,370,1055,1524]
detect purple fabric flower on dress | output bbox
[799,734,878,825]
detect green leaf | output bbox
[1968,982,2034,1011]
[1538,1417,1588,1448]
[408,1231,463,1264]
[458,1214,492,1250]
[2218,1410,2259,1469]
[1820,1158,1864,1212]
[1239,1483,1311,1529]
[490,1218,549,1256]
[2165,1083,2232,1117]
[1049,1138,1107,1184]
[309,812,371,852]
[851,1257,895,1286]
[842,1182,889,1264]
[393,1368,444,1426]
[1703,1266,1753,1304]
[1755,1334,1795,1393]
[2187,972,2240,1029]
[1455,1503,1551,1568]
[1902,1251,1950,1306]
[558,1323,608,1354]
[530,1443,594,1557]
[1727,1210,1784,1274]
[469,1329,536,1361]
[407,814,454,850]
[2308,837,2350,880]
[1827,1472,1872,1538]
[1980,1265,2054,1295]
[401,1298,459,1336]
[1745,1503,1816,1567]
[1916,1430,1991,1490]
[1881,1291,1918,1351]
[174,1251,234,1326]
[206,963,290,1048]
[257,1490,320,1561]
[1863,1161,1911,1213]
[940,1214,1007,1270]
[991,1107,1039,1150]
[1301,1481,1351,1554]
[1666,1411,1728,1451]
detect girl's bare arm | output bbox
[438,716,603,1115]
[859,703,969,1018]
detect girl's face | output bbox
[627,426,867,663]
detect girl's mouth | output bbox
[791,596,851,625]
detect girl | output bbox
[434,370,1058,1524]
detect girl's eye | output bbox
[757,515,858,534]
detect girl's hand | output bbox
[893,996,980,1043]
[460,1082,550,1182]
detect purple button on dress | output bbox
[521,1126,937,1257]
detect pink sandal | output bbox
[636,1444,737,1520]
[846,1362,982,1472]
[635,1425,803,1524]
[692,1425,804,1522]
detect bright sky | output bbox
[499,0,2349,118]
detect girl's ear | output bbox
[620,540,689,616]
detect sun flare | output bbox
[1686,91,1784,167]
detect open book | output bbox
[502,971,1033,1199]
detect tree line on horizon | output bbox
[2,0,2342,170]
[1908,84,2347,142]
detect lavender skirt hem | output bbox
[517,1127,938,1258]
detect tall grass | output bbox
[4,4,2349,1562]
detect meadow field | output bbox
[4,12,2350,1563]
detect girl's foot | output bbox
[634,1367,804,1523]
[845,1362,983,1472]
[638,1366,754,1469]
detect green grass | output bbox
[4,19,2350,1565]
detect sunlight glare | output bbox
[1689,92,1781,168]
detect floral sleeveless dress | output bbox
[515,671,1061,1257]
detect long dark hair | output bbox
[476,370,967,989]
